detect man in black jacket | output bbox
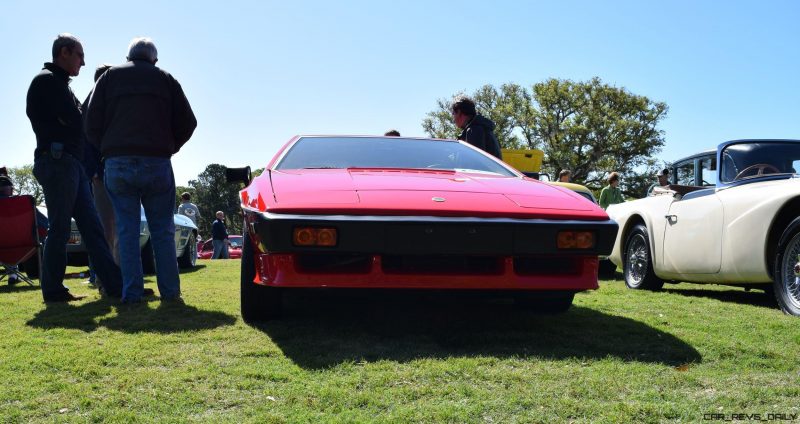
[211,211,230,260]
[451,96,502,159]
[86,37,197,304]
[26,33,123,302]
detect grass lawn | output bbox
[1,260,799,423]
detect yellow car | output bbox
[548,181,597,204]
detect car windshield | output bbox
[275,137,517,177]
[720,141,800,183]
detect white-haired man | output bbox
[86,37,197,304]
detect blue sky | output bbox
[2,0,798,185]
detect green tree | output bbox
[188,164,247,237]
[422,78,669,198]
[7,165,44,205]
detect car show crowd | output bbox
[17,34,195,304]
[4,32,799,320]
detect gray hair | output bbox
[127,37,158,63]
[52,33,81,60]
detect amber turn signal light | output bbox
[293,227,338,247]
[557,231,595,249]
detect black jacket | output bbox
[212,219,228,241]
[26,63,84,158]
[458,114,502,159]
[86,60,197,158]
[80,92,103,178]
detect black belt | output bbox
[37,150,74,159]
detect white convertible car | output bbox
[606,139,800,316]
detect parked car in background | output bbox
[548,181,597,204]
[197,235,243,259]
[141,209,199,272]
[38,206,198,272]
[606,139,800,316]
[228,135,618,321]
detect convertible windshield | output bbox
[276,136,517,176]
[720,141,800,183]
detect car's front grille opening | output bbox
[295,253,372,274]
[513,256,582,276]
[382,255,503,275]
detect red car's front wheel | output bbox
[240,231,283,322]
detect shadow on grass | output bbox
[26,298,236,333]
[253,290,702,369]
[179,264,208,274]
[663,286,777,309]
[0,283,41,294]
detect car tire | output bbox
[773,217,800,316]
[241,231,282,321]
[623,224,664,290]
[514,291,575,314]
[141,240,156,275]
[178,234,197,269]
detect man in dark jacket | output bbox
[451,96,502,159]
[211,211,230,259]
[26,33,123,302]
[86,37,197,304]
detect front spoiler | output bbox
[245,211,618,257]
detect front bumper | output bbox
[245,211,618,290]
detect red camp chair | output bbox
[0,195,41,286]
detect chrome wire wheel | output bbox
[779,232,800,310]
[189,238,197,267]
[626,233,648,287]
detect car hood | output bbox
[265,169,606,219]
[139,206,198,230]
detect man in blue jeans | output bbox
[211,211,230,259]
[26,33,123,302]
[86,37,196,304]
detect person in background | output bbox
[86,37,197,304]
[177,192,200,227]
[646,168,671,196]
[558,169,571,183]
[26,33,122,302]
[81,64,115,288]
[384,130,401,136]
[0,175,13,197]
[598,172,624,209]
[451,96,502,159]
[211,211,230,259]
[82,64,116,263]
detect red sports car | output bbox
[197,235,243,259]
[227,136,618,320]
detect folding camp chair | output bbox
[0,195,42,286]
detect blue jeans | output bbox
[104,156,180,302]
[212,240,229,259]
[33,154,122,300]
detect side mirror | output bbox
[225,166,252,186]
